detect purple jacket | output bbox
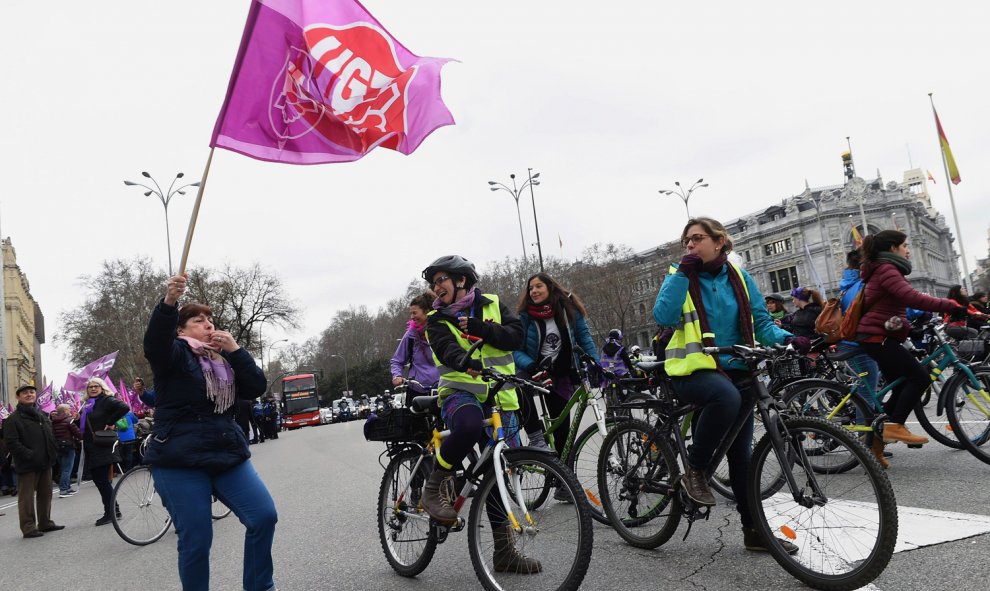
[858,261,958,341]
[390,324,439,393]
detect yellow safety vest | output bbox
[427,294,519,410]
[664,263,754,377]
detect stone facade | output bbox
[623,171,962,350]
[1,239,44,406]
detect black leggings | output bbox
[860,339,930,424]
[522,390,570,455]
[90,464,114,517]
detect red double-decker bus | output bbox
[281,373,320,429]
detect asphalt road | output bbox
[2,418,988,590]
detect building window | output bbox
[763,238,792,257]
[768,266,799,293]
[744,250,752,263]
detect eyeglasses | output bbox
[87,385,102,390]
[430,275,451,288]
[681,234,712,247]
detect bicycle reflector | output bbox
[780,525,797,540]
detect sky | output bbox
[2,1,988,386]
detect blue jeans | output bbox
[672,370,756,527]
[152,460,278,591]
[836,342,881,415]
[58,448,76,492]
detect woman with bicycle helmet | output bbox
[513,274,597,493]
[143,273,276,591]
[421,255,540,573]
[654,217,803,554]
[856,231,963,448]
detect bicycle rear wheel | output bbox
[749,416,897,591]
[945,366,990,465]
[570,419,625,524]
[915,367,966,449]
[597,420,681,548]
[468,450,593,591]
[211,496,232,520]
[781,380,874,475]
[377,449,437,576]
[111,465,172,546]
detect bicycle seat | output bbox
[827,347,859,362]
[635,361,665,372]
[410,395,439,414]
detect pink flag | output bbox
[119,378,135,412]
[63,351,119,399]
[37,383,56,413]
[0,403,9,420]
[211,0,454,165]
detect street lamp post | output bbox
[488,171,542,269]
[124,172,201,275]
[330,354,350,395]
[659,178,709,219]
[264,339,288,372]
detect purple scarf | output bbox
[79,397,97,433]
[178,336,236,413]
[433,287,478,316]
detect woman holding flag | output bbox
[143,273,276,591]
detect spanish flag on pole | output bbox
[933,108,961,185]
[851,221,863,247]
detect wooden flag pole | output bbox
[178,147,216,275]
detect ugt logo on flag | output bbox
[213,0,454,165]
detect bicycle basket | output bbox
[956,339,986,358]
[363,407,431,442]
[770,356,811,382]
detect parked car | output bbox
[319,407,333,425]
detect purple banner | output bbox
[211,0,454,164]
[63,351,119,399]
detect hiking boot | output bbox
[492,525,543,573]
[422,468,457,526]
[870,437,890,469]
[682,466,716,506]
[743,527,799,555]
[881,423,929,445]
[526,430,552,451]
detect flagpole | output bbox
[928,93,971,291]
[177,147,215,275]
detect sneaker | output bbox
[94,515,113,527]
[59,491,73,498]
[743,527,799,555]
[526,431,552,451]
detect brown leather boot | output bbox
[422,468,457,526]
[881,423,929,445]
[682,466,716,506]
[492,525,543,573]
[870,437,890,469]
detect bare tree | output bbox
[568,243,638,342]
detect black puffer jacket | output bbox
[2,404,58,474]
[82,395,130,471]
[781,303,823,339]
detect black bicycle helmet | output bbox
[422,255,479,284]
[607,328,623,340]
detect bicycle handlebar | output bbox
[702,343,795,360]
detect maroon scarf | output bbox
[527,303,555,320]
[687,253,755,350]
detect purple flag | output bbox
[37,383,56,413]
[0,403,9,420]
[118,379,135,411]
[211,0,454,165]
[63,351,119,399]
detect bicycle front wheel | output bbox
[570,419,625,524]
[945,366,990,465]
[597,420,682,548]
[915,367,965,449]
[468,450,593,591]
[749,416,897,591]
[377,449,437,577]
[111,465,172,546]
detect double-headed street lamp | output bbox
[330,354,350,395]
[124,171,201,275]
[487,170,544,271]
[263,339,288,371]
[659,178,708,219]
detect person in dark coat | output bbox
[50,404,82,497]
[780,287,824,338]
[144,273,276,591]
[855,230,962,448]
[80,377,130,526]
[2,385,64,538]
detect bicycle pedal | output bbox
[449,517,465,532]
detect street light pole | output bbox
[264,339,288,372]
[488,171,542,267]
[527,168,544,272]
[330,354,350,395]
[659,178,709,220]
[124,172,201,275]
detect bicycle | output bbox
[782,319,990,465]
[111,435,232,546]
[597,343,897,591]
[371,340,594,591]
